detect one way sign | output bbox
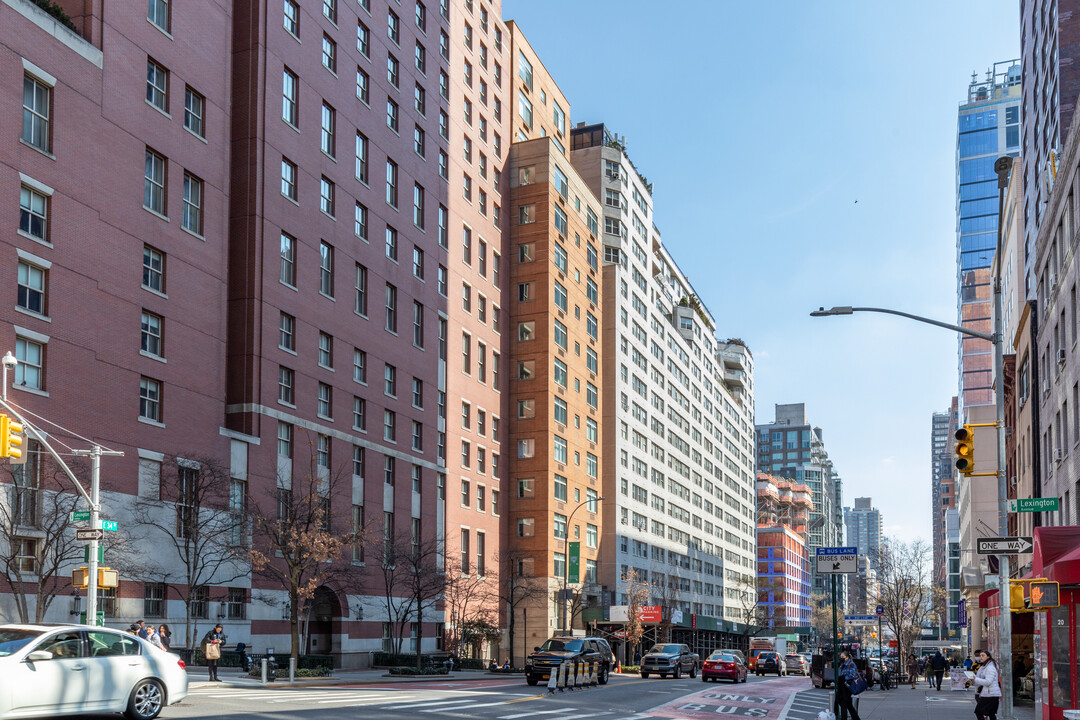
[976,536,1034,555]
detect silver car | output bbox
[0,624,188,719]
[785,653,809,676]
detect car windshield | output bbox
[709,652,736,661]
[0,630,41,657]
[539,639,583,652]
[649,644,682,654]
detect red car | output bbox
[702,651,748,683]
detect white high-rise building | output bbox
[570,123,757,632]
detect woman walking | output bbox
[158,625,172,652]
[835,651,863,720]
[202,624,225,681]
[907,654,920,689]
[972,650,1001,720]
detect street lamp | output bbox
[70,590,81,618]
[562,496,604,634]
[809,155,1014,719]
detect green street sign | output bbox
[568,541,580,584]
[1009,498,1059,513]
[83,546,104,563]
[71,511,91,522]
[100,520,119,532]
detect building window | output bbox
[148,0,170,31]
[386,159,398,206]
[279,312,295,351]
[278,366,294,404]
[17,261,46,316]
[386,98,399,131]
[353,348,367,383]
[139,376,161,421]
[14,338,44,390]
[413,301,424,347]
[146,59,168,111]
[318,382,333,418]
[384,363,397,396]
[22,75,51,153]
[385,226,398,261]
[277,421,292,457]
[413,183,425,228]
[19,185,48,243]
[227,588,247,619]
[143,245,165,292]
[283,0,299,36]
[183,86,205,137]
[385,283,397,332]
[144,149,166,215]
[282,68,298,126]
[141,311,163,357]
[182,173,203,235]
[355,202,368,240]
[387,54,399,87]
[144,582,165,618]
[320,176,335,216]
[356,67,370,104]
[357,20,371,57]
[280,233,296,286]
[322,34,337,72]
[355,264,368,315]
[318,331,333,368]
[321,103,336,156]
[320,242,334,297]
[281,157,297,200]
[355,132,369,183]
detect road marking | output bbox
[418,701,510,712]
[503,694,545,704]
[316,695,414,704]
[382,698,486,710]
[498,709,576,719]
[775,683,799,720]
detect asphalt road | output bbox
[151,672,817,720]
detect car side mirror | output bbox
[26,650,53,662]
[534,647,540,652]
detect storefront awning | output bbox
[1034,526,1080,584]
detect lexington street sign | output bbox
[976,536,1034,555]
[815,546,858,574]
[70,511,91,522]
[1009,497,1059,513]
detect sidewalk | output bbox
[184,665,505,689]
[849,683,1035,720]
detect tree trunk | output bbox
[415,603,423,671]
[507,587,516,668]
[291,589,300,662]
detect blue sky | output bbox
[501,1,1020,542]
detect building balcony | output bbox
[717,348,748,373]
[723,368,746,388]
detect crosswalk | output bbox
[186,686,671,720]
[781,687,832,720]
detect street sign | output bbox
[1009,498,1059,513]
[568,541,580,583]
[875,605,885,617]
[958,599,968,628]
[75,529,103,541]
[844,615,878,627]
[815,546,858,574]
[977,536,1034,555]
[70,511,91,522]
[100,520,118,532]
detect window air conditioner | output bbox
[1058,348,1067,365]
[1055,449,1064,462]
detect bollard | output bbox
[260,658,268,684]
[591,661,597,686]
[289,656,296,683]
[558,661,567,692]
[547,666,558,693]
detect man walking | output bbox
[931,650,947,691]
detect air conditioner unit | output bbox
[1055,449,1064,462]
[1058,348,1068,365]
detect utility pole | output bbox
[71,446,122,625]
[831,575,839,684]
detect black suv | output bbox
[524,636,612,686]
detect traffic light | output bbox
[1030,581,1060,609]
[0,415,23,460]
[955,425,975,476]
[1009,581,1026,611]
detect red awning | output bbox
[1034,526,1080,585]
[979,588,998,609]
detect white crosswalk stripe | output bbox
[316,694,415,704]
[417,701,511,712]
[498,708,577,719]
[383,698,489,710]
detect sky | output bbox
[501,0,1020,543]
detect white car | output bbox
[0,623,188,720]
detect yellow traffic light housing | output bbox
[1009,581,1026,610]
[955,425,975,476]
[0,415,23,460]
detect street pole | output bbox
[562,496,604,635]
[993,156,1014,720]
[86,447,101,625]
[831,575,838,683]
[878,616,882,666]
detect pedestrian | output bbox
[146,624,164,650]
[1012,656,1026,698]
[907,654,919,689]
[972,650,1001,720]
[931,650,947,691]
[964,655,974,671]
[203,624,225,681]
[834,650,863,720]
[158,625,172,652]
[135,620,149,640]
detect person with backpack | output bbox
[972,650,1001,720]
[931,650,948,691]
[834,650,864,720]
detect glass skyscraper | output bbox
[956,60,1021,411]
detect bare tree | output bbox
[730,572,772,639]
[248,441,358,664]
[119,454,247,647]
[622,566,651,663]
[870,538,933,663]
[444,563,494,659]
[375,525,446,669]
[0,452,84,623]
[493,548,548,667]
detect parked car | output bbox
[524,636,611,686]
[592,636,616,669]
[640,643,699,679]
[785,654,809,676]
[755,650,786,676]
[0,623,188,720]
[702,651,747,683]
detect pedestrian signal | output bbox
[955,425,975,476]
[1029,581,1059,609]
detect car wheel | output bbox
[689,664,697,679]
[703,676,709,683]
[599,666,609,685]
[526,676,539,686]
[641,672,649,679]
[125,679,165,720]
[673,665,681,680]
